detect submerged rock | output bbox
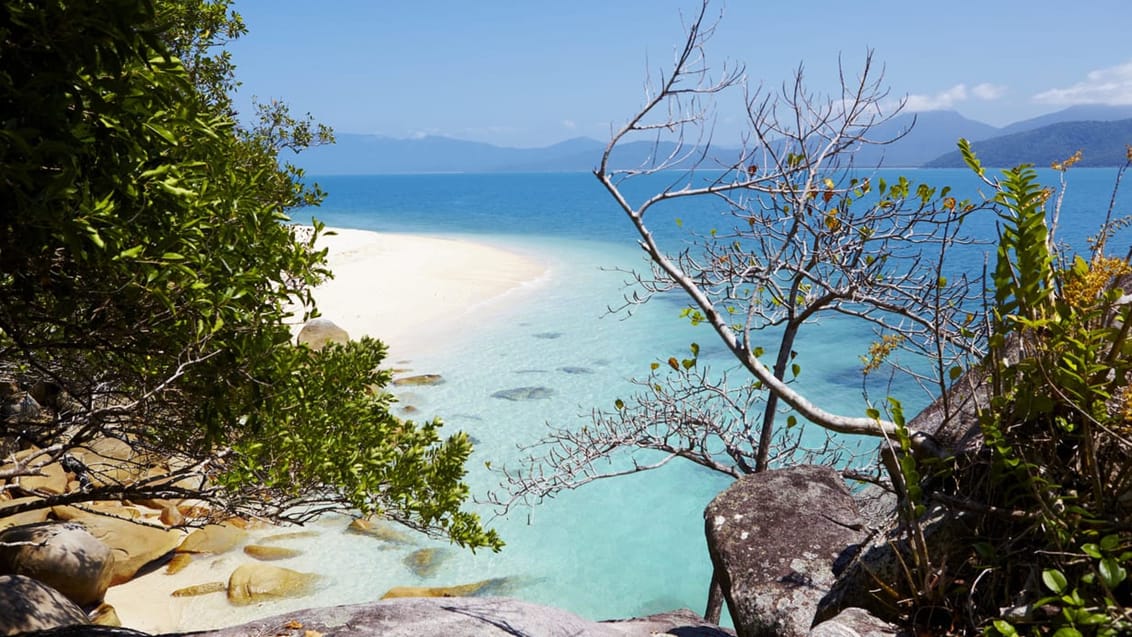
[403,547,451,578]
[558,366,594,375]
[347,517,416,545]
[491,386,555,401]
[227,564,321,606]
[171,582,226,597]
[380,577,512,599]
[392,374,445,387]
[532,331,562,339]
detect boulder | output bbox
[176,523,247,554]
[165,554,193,575]
[226,563,321,606]
[162,597,733,637]
[0,574,89,635]
[297,318,349,350]
[244,544,302,561]
[13,461,68,496]
[0,521,113,607]
[52,506,181,585]
[704,465,869,637]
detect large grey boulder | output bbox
[161,597,733,637]
[704,465,869,637]
[0,522,113,608]
[0,574,89,635]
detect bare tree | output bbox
[495,0,984,509]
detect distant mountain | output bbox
[997,104,1132,136]
[925,119,1132,168]
[850,110,1000,168]
[289,105,1132,174]
[289,134,738,174]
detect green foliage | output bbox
[900,146,1132,634]
[0,0,498,550]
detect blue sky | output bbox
[228,1,1132,148]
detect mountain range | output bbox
[289,104,1132,174]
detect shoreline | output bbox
[105,228,549,633]
[296,227,549,362]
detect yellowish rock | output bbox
[260,530,319,543]
[15,461,68,495]
[391,374,444,387]
[243,544,302,561]
[0,496,49,530]
[52,505,181,585]
[89,602,120,627]
[176,523,247,554]
[171,582,226,597]
[226,564,320,606]
[165,553,193,575]
[380,578,508,600]
[346,517,415,545]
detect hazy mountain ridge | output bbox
[291,105,1132,174]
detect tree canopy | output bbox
[0,0,500,550]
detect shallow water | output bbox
[177,168,1132,629]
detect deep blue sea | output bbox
[187,168,1132,628]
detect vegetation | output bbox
[888,143,1132,635]
[0,0,500,550]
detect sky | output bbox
[227,0,1132,148]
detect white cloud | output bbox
[905,84,968,111]
[904,82,1006,111]
[972,83,1007,100]
[1034,60,1132,105]
[561,119,577,129]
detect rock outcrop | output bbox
[704,465,869,637]
[162,598,734,637]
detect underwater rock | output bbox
[392,374,445,387]
[491,387,555,401]
[380,577,512,599]
[347,517,416,545]
[402,548,451,578]
[558,366,594,375]
[532,332,562,339]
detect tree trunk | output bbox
[704,566,725,624]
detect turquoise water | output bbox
[182,168,1131,628]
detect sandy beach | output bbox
[297,227,548,361]
[103,228,548,633]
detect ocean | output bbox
[181,167,1131,628]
